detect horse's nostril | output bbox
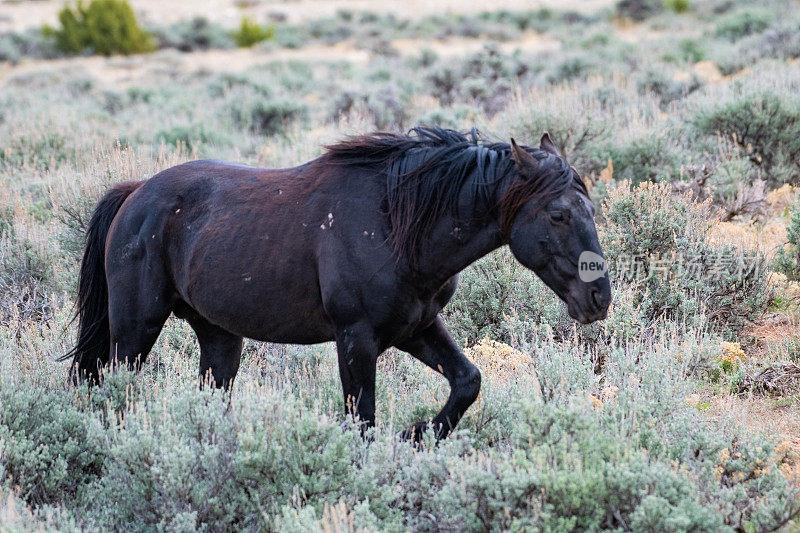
[591,288,602,308]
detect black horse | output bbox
[64,127,610,440]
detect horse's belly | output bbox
[183,266,335,343]
[234,313,335,344]
[198,294,335,343]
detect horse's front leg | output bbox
[335,322,380,435]
[396,316,481,441]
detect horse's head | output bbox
[505,133,611,324]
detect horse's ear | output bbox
[510,138,538,171]
[540,132,562,157]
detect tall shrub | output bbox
[693,90,800,186]
[231,17,274,48]
[44,0,156,56]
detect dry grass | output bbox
[465,337,539,388]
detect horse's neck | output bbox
[412,212,505,289]
[403,163,514,289]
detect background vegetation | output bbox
[1,0,800,530]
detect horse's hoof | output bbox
[399,421,429,443]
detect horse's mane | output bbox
[322,126,588,264]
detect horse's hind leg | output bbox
[107,274,173,373]
[185,314,243,390]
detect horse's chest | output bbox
[369,290,447,344]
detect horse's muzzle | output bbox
[567,278,611,324]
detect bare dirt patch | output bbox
[704,392,800,452]
[747,313,800,358]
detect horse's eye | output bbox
[550,210,568,223]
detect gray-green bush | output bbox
[714,7,773,41]
[615,0,663,21]
[600,181,770,333]
[152,17,234,52]
[442,249,573,347]
[0,386,105,506]
[693,89,800,186]
[0,216,55,326]
[230,98,308,136]
[595,133,686,185]
[2,336,796,530]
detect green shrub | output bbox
[693,90,800,186]
[600,181,770,332]
[715,7,773,41]
[774,200,800,280]
[0,386,105,506]
[664,0,690,14]
[43,0,156,56]
[231,17,274,48]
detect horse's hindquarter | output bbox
[141,161,334,343]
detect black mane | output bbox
[323,126,587,263]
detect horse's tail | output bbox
[60,181,143,384]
